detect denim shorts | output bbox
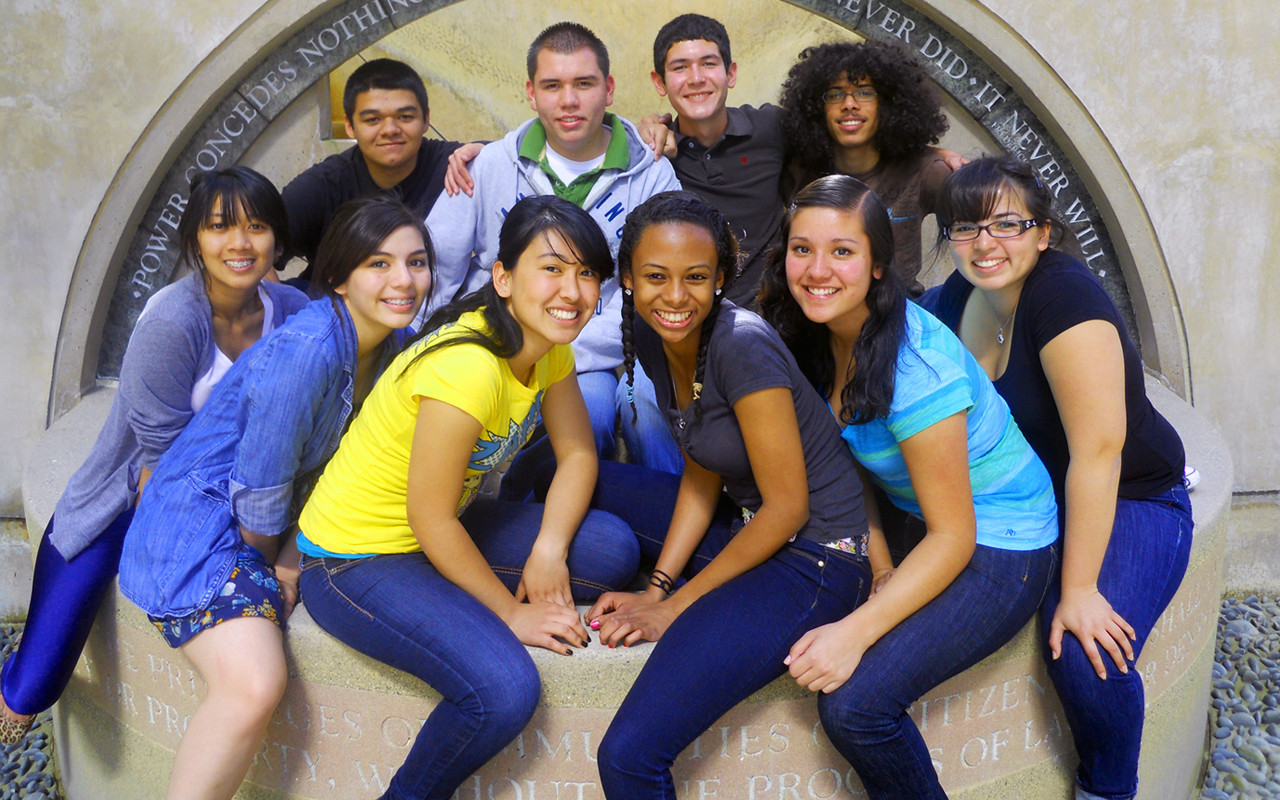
[148,547,284,648]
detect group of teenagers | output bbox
[2,13,1193,800]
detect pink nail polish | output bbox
[590,619,601,630]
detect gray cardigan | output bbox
[49,274,308,559]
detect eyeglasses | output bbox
[822,86,877,105]
[943,218,1041,242]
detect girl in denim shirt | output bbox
[118,195,433,800]
[0,167,307,746]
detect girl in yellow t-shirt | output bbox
[296,194,639,799]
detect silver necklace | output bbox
[986,301,1017,345]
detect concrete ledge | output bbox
[22,379,1229,799]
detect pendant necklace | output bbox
[987,300,1017,345]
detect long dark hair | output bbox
[617,191,740,423]
[934,155,1070,249]
[310,195,434,301]
[406,194,613,370]
[758,175,905,424]
[179,166,290,278]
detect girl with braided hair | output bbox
[586,191,874,798]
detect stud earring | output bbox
[715,288,722,297]
[624,288,632,296]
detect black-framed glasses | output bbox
[822,86,877,105]
[943,218,1040,242]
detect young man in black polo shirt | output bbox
[280,58,474,281]
[644,14,788,307]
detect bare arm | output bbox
[408,398,589,654]
[517,374,598,607]
[1041,319,1132,677]
[591,387,810,646]
[788,411,977,692]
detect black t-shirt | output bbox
[635,301,869,545]
[281,138,459,278]
[669,105,788,309]
[924,250,1184,501]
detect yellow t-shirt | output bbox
[298,309,575,555]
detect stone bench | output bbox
[21,378,1229,800]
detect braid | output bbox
[691,291,723,418]
[621,288,638,425]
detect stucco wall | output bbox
[1,0,1276,518]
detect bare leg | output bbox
[165,617,286,800]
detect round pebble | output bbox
[1207,595,1280,797]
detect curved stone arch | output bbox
[50,0,1189,423]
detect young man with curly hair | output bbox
[780,39,954,296]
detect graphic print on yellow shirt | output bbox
[297,309,575,556]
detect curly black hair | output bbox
[779,39,948,185]
[617,191,740,424]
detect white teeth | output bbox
[547,308,579,320]
[807,287,838,296]
[655,309,692,323]
[225,260,255,269]
[975,259,1005,268]
[382,298,413,307]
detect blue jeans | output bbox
[297,499,637,800]
[588,462,872,799]
[1041,484,1192,800]
[502,369,683,501]
[2,509,131,715]
[818,541,1058,800]
[616,360,684,476]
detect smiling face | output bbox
[496,228,602,357]
[623,222,724,359]
[344,88,428,186]
[946,186,1050,294]
[527,47,615,160]
[197,198,277,295]
[335,225,432,347]
[785,206,883,337]
[823,73,879,155]
[653,38,736,128]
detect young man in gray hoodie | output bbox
[425,21,682,474]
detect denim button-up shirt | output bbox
[120,298,407,617]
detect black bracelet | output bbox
[649,569,674,595]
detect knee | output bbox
[817,683,898,748]
[597,719,644,782]
[472,658,540,737]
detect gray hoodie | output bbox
[423,115,680,373]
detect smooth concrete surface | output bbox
[21,378,1229,799]
[1221,497,1280,597]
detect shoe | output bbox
[0,691,34,747]
[1183,465,1201,492]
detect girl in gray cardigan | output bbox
[0,166,307,745]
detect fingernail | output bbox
[783,655,792,666]
[590,619,601,630]
[608,643,615,649]
[581,639,590,647]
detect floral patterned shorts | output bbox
[149,547,284,648]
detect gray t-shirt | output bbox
[635,302,868,546]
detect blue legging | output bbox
[2,509,132,715]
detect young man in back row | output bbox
[426,22,683,475]
[280,58,476,282]
[643,15,961,301]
